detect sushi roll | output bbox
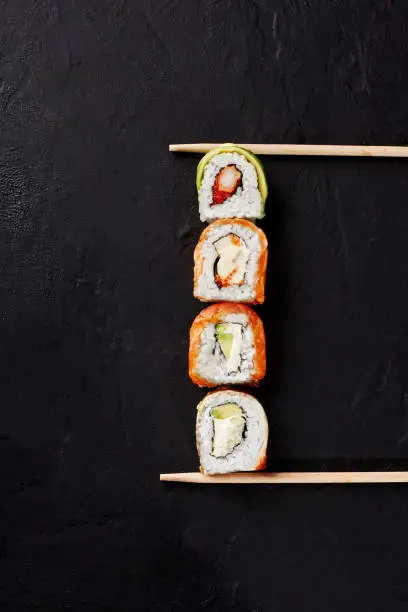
[196,389,268,474]
[196,143,268,222]
[194,218,268,304]
[189,303,266,387]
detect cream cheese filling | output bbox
[214,234,249,286]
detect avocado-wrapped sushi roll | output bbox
[196,389,268,474]
[197,143,268,222]
[189,303,266,387]
[194,219,268,304]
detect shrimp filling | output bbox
[212,165,242,205]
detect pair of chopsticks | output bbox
[164,142,408,485]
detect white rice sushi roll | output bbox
[196,389,268,474]
[189,303,266,387]
[196,143,268,222]
[194,218,268,304]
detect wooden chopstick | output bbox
[160,471,408,484]
[169,143,408,157]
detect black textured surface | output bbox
[2,1,408,610]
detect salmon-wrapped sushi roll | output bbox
[196,389,268,475]
[196,143,268,222]
[189,303,266,387]
[194,219,267,304]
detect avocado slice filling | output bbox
[215,323,242,372]
[211,403,245,458]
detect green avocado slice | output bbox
[211,403,242,419]
[215,323,233,359]
[196,143,267,215]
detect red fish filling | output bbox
[212,165,242,206]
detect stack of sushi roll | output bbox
[189,143,270,475]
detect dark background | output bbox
[1,0,408,610]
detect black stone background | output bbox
[2,1,408,610]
